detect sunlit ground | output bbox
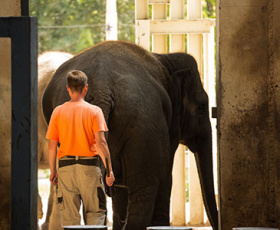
[38,169,113,229]
[38,170,210,230]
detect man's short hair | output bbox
[67,70,88,93]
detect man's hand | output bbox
[106,171,115,187]
[95,131,115,187]
[50,171,58,186]
[48,139,58,186]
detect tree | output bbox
[29,0,135,54]
[202,0,216,18]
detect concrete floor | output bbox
[38,171,211,230]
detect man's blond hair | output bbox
[67,70,88,93]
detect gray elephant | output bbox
[42,41,218,230]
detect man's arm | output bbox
[48,139,58,185]
[95,131,115,186]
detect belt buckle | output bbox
[75,156,79,160]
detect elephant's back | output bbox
[74,41,168,84]
[43,41,171,124]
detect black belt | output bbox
[59,156,100,168]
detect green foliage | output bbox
[117,0,135,42]
[30,0,214,54]
[30,0,135,54]
[202,0,216,18]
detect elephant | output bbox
[42,41,218,230]
[38,51,74,169]
[37,51,73,229]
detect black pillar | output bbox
[0,17,38,230]
[21,0,29,16]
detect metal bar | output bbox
[0,16,38,230]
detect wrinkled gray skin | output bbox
[42,41,218,230]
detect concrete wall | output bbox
[218,0,280,229]
[0,1,21,229]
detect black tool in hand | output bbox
[105,157,114,197]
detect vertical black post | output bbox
[21,0,29,16]
[0,17,38,230]
[11,17,38,230]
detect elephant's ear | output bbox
[171,68,191,79]
[171,68,194,93]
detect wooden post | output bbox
[203,26,217,196]
[152,4,167,53]
[135,0,148,20]
[171,144,186,226]
[170,0,186,226]
[187,0,204,226]
[106,0,118,40]
[135,19,150,50]
[170,0,185,53]
[135,0,150,50]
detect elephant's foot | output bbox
[150,179,172,226]
[124,186,157,230]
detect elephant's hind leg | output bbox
[112,185,128,230]
[124,185,158,230]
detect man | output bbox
[46,70,115,226]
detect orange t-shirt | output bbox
[46,100,108,159]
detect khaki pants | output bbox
[57,159,106,226]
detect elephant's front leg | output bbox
[112,185,128,230]
[151,175,172,226]
[124,185,158,230]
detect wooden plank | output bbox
[152,3,167,19]
[135,20,150,50]
[188,0,202,19]
[135,0,148,20]
[188,151,204,225]
[170,0,184,19]
[170,34,185,52]
[188,33,204,225]
[150,19,215,34]
[171,144,186,225]
[170,0,186,226]
[187,0,204,225]
[149,0,170,3]
[152,4,167,53]
[106,0,118,40]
